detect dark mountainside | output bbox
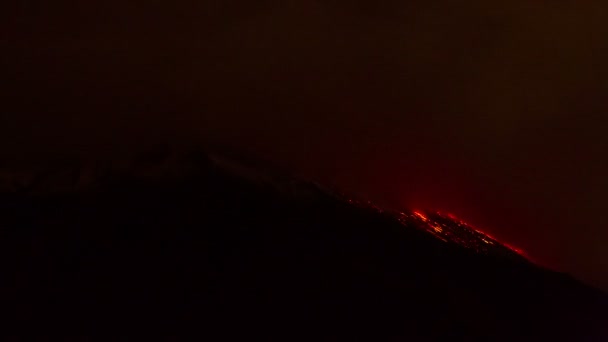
[1,147,606,340]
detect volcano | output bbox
[1,147,606,339]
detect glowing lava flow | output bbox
[341,195,528,261]
[400,210,529,261]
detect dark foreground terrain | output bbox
[1,147,606,340]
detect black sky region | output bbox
[2,1,608,290]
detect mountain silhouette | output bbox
[1,146,606,340]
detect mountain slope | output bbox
[0,147,606,339]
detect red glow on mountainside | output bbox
[406,210,529,260]
[344,196,529,261]
[442,211,528,257]
[413,211,428,222]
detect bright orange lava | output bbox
[409,210,529,260]
[344,196,529,261]
[413,211,428,222]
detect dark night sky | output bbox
[2,1,608,290]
